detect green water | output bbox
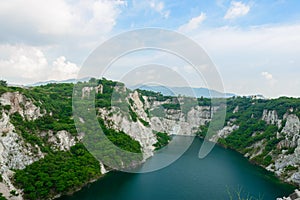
[59,137,295,200]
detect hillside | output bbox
[0,78,300,200]
[199,97,300,185]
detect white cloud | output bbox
[149,0,170,18]
[224,1,250,19]
[261,71,273,81]
[0,0,125,42]
[49,56,80,80]
[261,71,277,87]
[0,45,79,84]
[78,0,126,35]
[178,13,206,32]
[188,23,300,97]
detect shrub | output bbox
[14,144,101,200]
[153,131,171,150]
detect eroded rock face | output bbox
[233,106,239,113]
[98,94,214,160]
[259,114,300,185]
[98,107,157,160]
[275,137,300,183]
[150,106,211,136]
[0,112,44,200]
[277,115,300,149]
[0,89,230,198]
[282,115,300,136]
[211,109,300,187]
[263,114,300,185]
[210,123,239,143]
[129,91,148,121]
[0,92,82,199]
[262,109,281,127]
[277,189,300,200]
[245,139,266,160]
[1,88,300,199]
[81,84,103,99]
[47,130,77,151]
[0,92,44,120]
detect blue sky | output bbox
[0,0,300,97]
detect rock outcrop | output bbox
[0,92,44,120]
[1,84,300,200]
[0,92,78,200]
[210,123,239,143]
[277,189,300,200]
[0,93,45,200]
[81,84,103,99]
[98,94,213,159]
[47,130,78,151]
[262,109,281,128]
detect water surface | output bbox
[60,137,294,200]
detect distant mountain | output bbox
[27,77,91,87]
[129,85,236,98]
[28,79,236,98]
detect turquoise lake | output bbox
[59,137,294,200]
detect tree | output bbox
[0,80,7,87]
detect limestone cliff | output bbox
[97,90,212,160]
[0,82,300,200]
[213,105,300,187]
[0,92,80,200]
[0,92,45,200]
[0,85,215,200]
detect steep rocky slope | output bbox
[0,79,300,199]
[0,84,100,200]
[0,92,45,200]
[208,97,300,187]
[0,91,84,200]
[0,80,214,199]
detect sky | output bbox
[0,0,300,98]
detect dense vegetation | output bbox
[0,193,6,200]
[153,131,171,150]
[128,105,138,122]
[136,89,173,102]
[1,78,300,199]
[204,96,300,167]
[14,144,101,200]
[219,120,280,166]
[98,118,141,153]
[162,103,181,110]
[226,96,300,121]
[0,79,144,199]
[92,78,131,111]
[1,83,77,135]
[0,80,7,87]
[197,96,211,106]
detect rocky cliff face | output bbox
[0,87,215,200]
[0,92,79,200]
[262,109,282,127]
[273,114,300,184]
[0,92,45,200]
[214,107,300,187]
[1,83,300,200]
[97,90,212,160]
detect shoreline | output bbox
[199,136,298,190]
[55,136,296,200]
[52,174,104,200]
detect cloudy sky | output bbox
[0,0,299,98]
